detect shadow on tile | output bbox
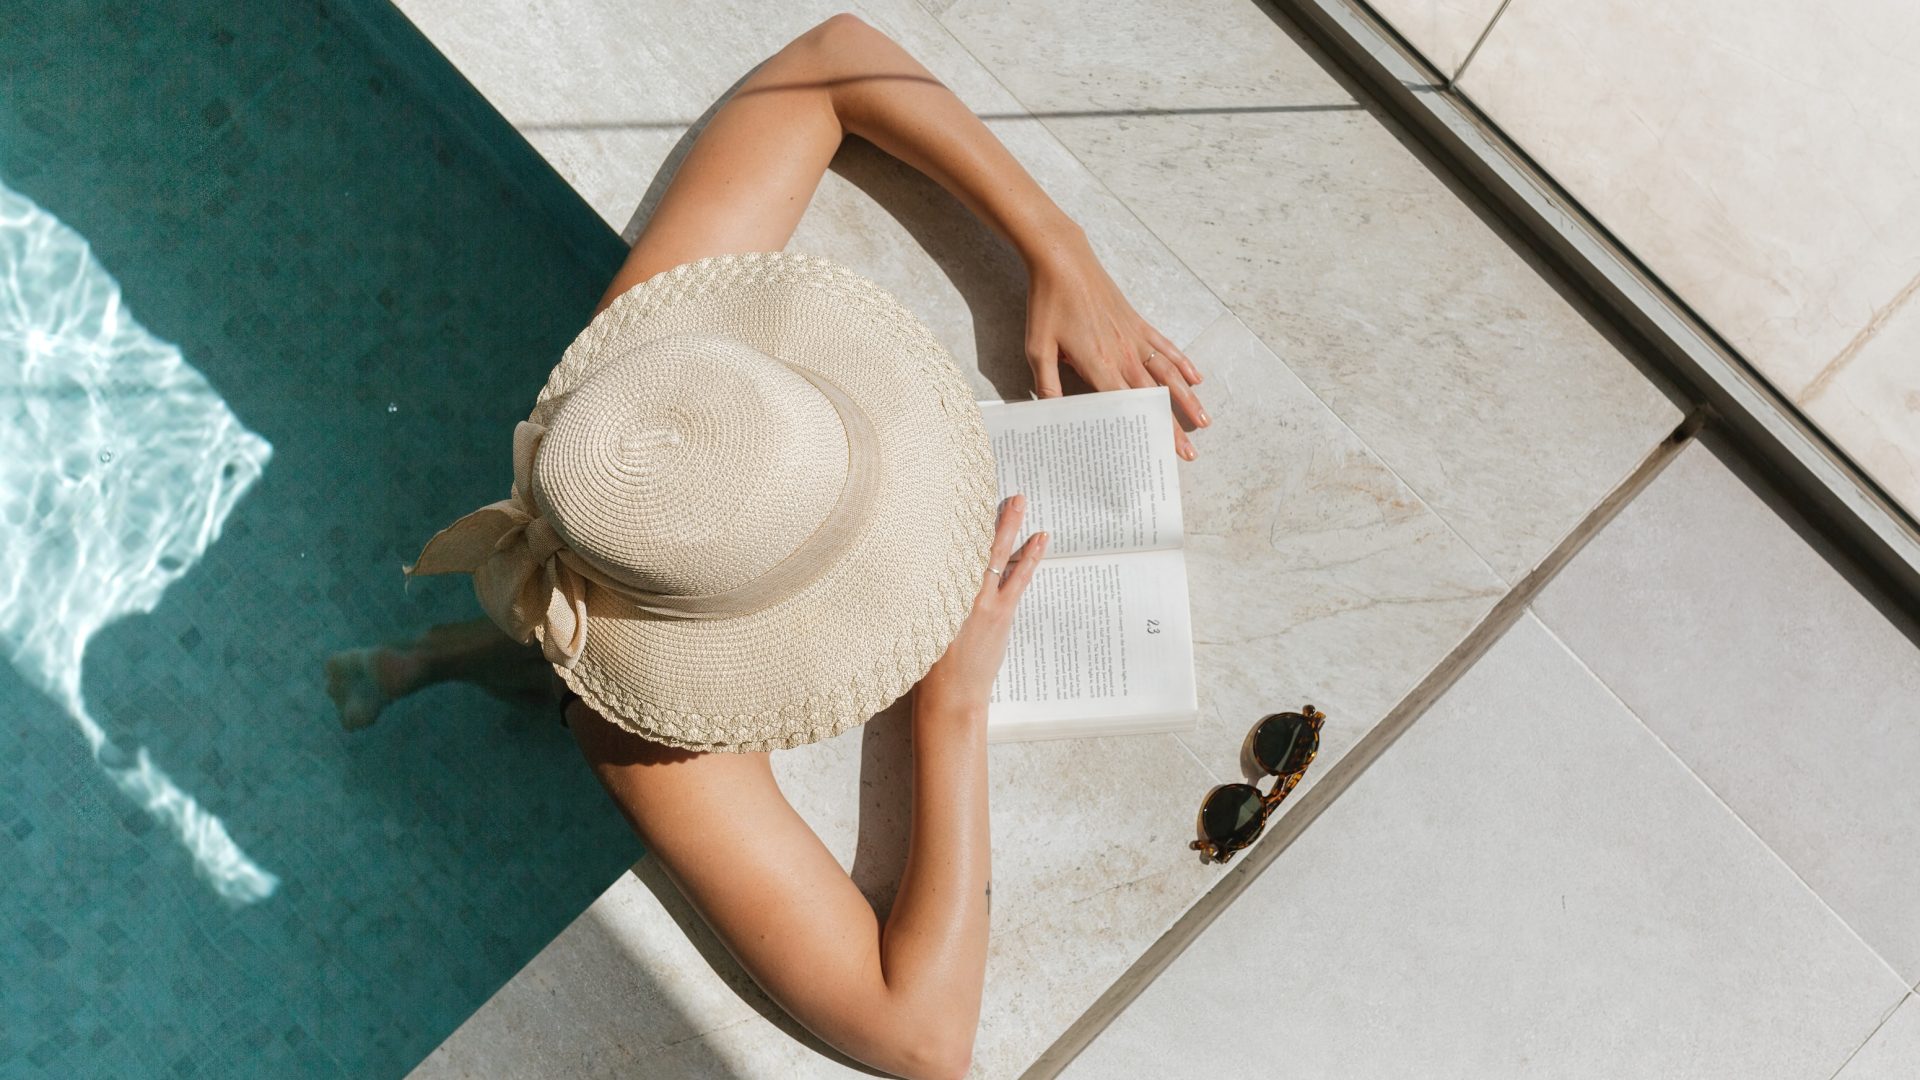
[615,61,1041,401]
[832,133,1037,399]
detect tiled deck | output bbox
[1375,0,1920,520]
[1070,439,1920,1078]
[390,0,1916,1076]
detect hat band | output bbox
[576,361,881,620]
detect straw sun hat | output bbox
[404,250,998,753]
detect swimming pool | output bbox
[1,1,641,1074]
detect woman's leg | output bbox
[324,617,566,730]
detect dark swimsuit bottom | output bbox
[556,686,582,728]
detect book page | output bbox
[979,387,1182,558]
[987,548,1196,738]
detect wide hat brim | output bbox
[537,250,997,753]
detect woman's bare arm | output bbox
[570,497,1040,1080]
[570,16,1052,1079]
[593,11,1067,315]
[591,12,1208,455]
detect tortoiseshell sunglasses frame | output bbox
[1189,704,1326,863]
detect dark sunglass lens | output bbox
[1199,784,1266,849]
[1253,712,1318,775]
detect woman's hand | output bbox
[1022,222,1209,460]
[916,495,1047,711]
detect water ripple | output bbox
[0,178,278,905]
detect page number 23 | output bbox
[1146,619,1161,635]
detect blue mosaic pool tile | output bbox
[0,0,642,1076]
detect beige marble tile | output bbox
[1173,313,1504,787]
[1064,615,1908,1080]
[392,0,1225,394]
[945,0,1352,110]
[1837,996,1920,1080]
[1534,437,1920,981]
[964,735,1221,1079]
[1797,290,1920,516]
[1456,0,1920,402]
[943,0,1682,582]
[962,311,1508,1075]
[410,863,767,1080]
[1365,0,1506,77]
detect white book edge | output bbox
[973,387,1196,743]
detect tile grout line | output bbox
[1531,620,1915,992]
[1445,0,1516,90]
[1180,306,1514,590]
[1021,408,1703,1079]
[1797,266,1920,405]
[1270,0,1920,610]
[940,4,1567,592]
[1823,991,1913,1080]
[932,1,1247,360]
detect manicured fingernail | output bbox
[1199,408,1211,426]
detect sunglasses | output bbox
[1189,705,1325,863]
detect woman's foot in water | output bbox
[324,646,424,731]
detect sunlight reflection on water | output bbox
[0,178,278,904]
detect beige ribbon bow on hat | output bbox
[403,421,590,666]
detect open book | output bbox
[978,386,1198,743]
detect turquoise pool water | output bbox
[1,1,641,1074]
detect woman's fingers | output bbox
[1138,342,1203,460]
[1146,352,1209,431]
[1027,339,1064,400]
[1058,337,1205,460]
[993,495,1026,545]
[1142,322,1202,385]
[983,494,1025,593]
[1128,357,1198,460]
[1062,338,1134,394]
[999,531,1047,597]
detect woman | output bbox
[327,14,1205,1079]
